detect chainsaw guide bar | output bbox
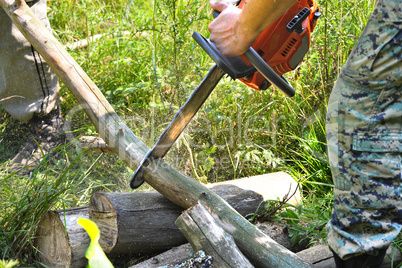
[130,65,225,189]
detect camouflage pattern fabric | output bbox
[326,0,402,260]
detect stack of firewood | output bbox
[35,173,306,267]
[34,173,401,267]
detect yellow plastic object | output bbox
[77,218,114,268]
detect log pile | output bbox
[34,172,402,267]
[35,173,301,267]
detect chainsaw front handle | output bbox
[243,48,295,97]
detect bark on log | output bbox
[176,202,254,268]
[89,173,299,256]
[0,1,310,267]
[35,207,89,268]
[131,244,402,268]
[89,191,187,255]
[130,244,193,268]
[296,245,402,268]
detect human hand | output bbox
[208,1,256,57]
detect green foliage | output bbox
[234,145,282,177]
[392,235,402,268]
[266,194,333,247]
[0,142,116,263]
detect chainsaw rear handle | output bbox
[208,10,295,97]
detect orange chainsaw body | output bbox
[238,0,320,90]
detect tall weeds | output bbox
[1,144,86,261]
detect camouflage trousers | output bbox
[0,0,59,123]
[325,0,402,260]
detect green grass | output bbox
[2,0,398,266]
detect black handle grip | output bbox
[244,49,295,97]
[212,10,220,19]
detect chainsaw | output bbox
[130,0,321,189]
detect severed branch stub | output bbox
[176,201,254,268]
[79,136,115,154]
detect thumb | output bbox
[209,1,229,13]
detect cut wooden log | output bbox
[88,173,299,256]
[35,207,89,268]
[296,245,334,268]
[296,244,402,268]
[89,191,186,255]
[213,172,301,206]
[176,202,254,268]
[1,2,310,266]
[131,244,402,268]
[129,244,193,268]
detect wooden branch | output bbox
[129,244,194,268]
[176,202,254,268]
[65,31,143,50]
[35,207,89,268]
[0,1,310,266]
[79,136,115,154]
